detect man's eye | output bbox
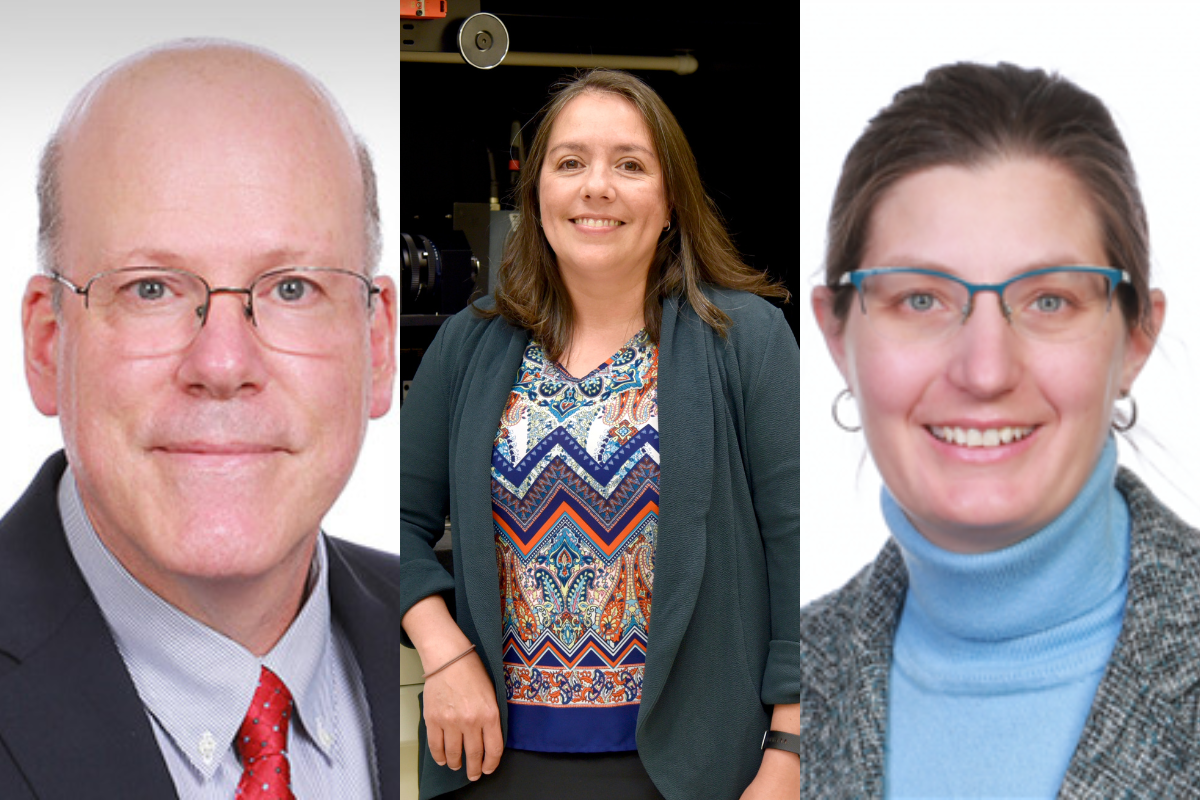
[117,278,178,303]
[267,275,326,304]
[136,280,167,301]
[274,277,313,302]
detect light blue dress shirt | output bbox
[59,467,379,799]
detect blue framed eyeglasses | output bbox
[839,265,1130,343]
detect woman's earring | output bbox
[1113,391,1138,433]
[832,388,862,432]
[663,219,671,232]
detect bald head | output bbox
[38,39,380,279]
[19,43,399,647]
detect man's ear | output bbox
[812,285,851,383]
[367,276,397,419]
[23,276,60,417]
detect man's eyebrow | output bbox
[548,141,656,157]
[107,246,324,270]
[254,247,323,267]
[106,248,187,268]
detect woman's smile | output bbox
[926,424,1037,448]
[570,217,624,229]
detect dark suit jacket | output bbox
[0,452,402,799]
[797,467,1200,798]
[400,289,801,800]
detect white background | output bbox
[0,2,399,553]
[801,1,1200,602]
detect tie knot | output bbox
[235,666,296,799]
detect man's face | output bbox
[23,53,396,603]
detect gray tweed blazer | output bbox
[798,467,1200,799]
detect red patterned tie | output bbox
[235,666,297,799]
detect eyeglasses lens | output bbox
[81,268,373,356]
[859,269,1115,343]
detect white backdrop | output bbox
[0,2,399,553]
[801,1,1200,602]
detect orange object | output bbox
[401,0,447,19]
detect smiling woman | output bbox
[829,158,1152,554]
[486,70,787,370]
[802,62,1199,798]
[536,92,670,369]
[400,70,800,800]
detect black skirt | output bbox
[435,748,666,799]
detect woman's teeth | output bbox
[929,425,1035,448]
[572,218,622,227]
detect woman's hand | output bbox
[403,594,504,781]
[740,702,801,799]
[422,649,504,780]
[739,748,799,799]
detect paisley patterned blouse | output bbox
[491,331,659,752]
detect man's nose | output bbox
[945,290,1023,398]
[176,290,267,398]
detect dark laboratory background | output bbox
[400,2,801,394]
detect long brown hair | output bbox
[824,62,1152,333]
[483,69,787,360]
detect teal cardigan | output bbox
[399,288,800,799]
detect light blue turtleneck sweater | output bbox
[884,438,1129,799]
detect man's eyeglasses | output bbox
[839,266,1130,344]
[52,266,380,357]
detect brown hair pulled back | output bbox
[483,69,787,360]
[824,62,1152,332]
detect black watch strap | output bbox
[761,729,801,756]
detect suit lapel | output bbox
[0,600,178,798]
[327,541,403,800]
[0,453,176,799]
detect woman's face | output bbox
[538,91,669,286]
[815,158,1163,553]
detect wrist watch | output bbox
[761,729,801,756]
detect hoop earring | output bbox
[1113,392,1138,433]
[663,219,671,232]
[832,388,862,433]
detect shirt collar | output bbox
[58,466,341,780]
